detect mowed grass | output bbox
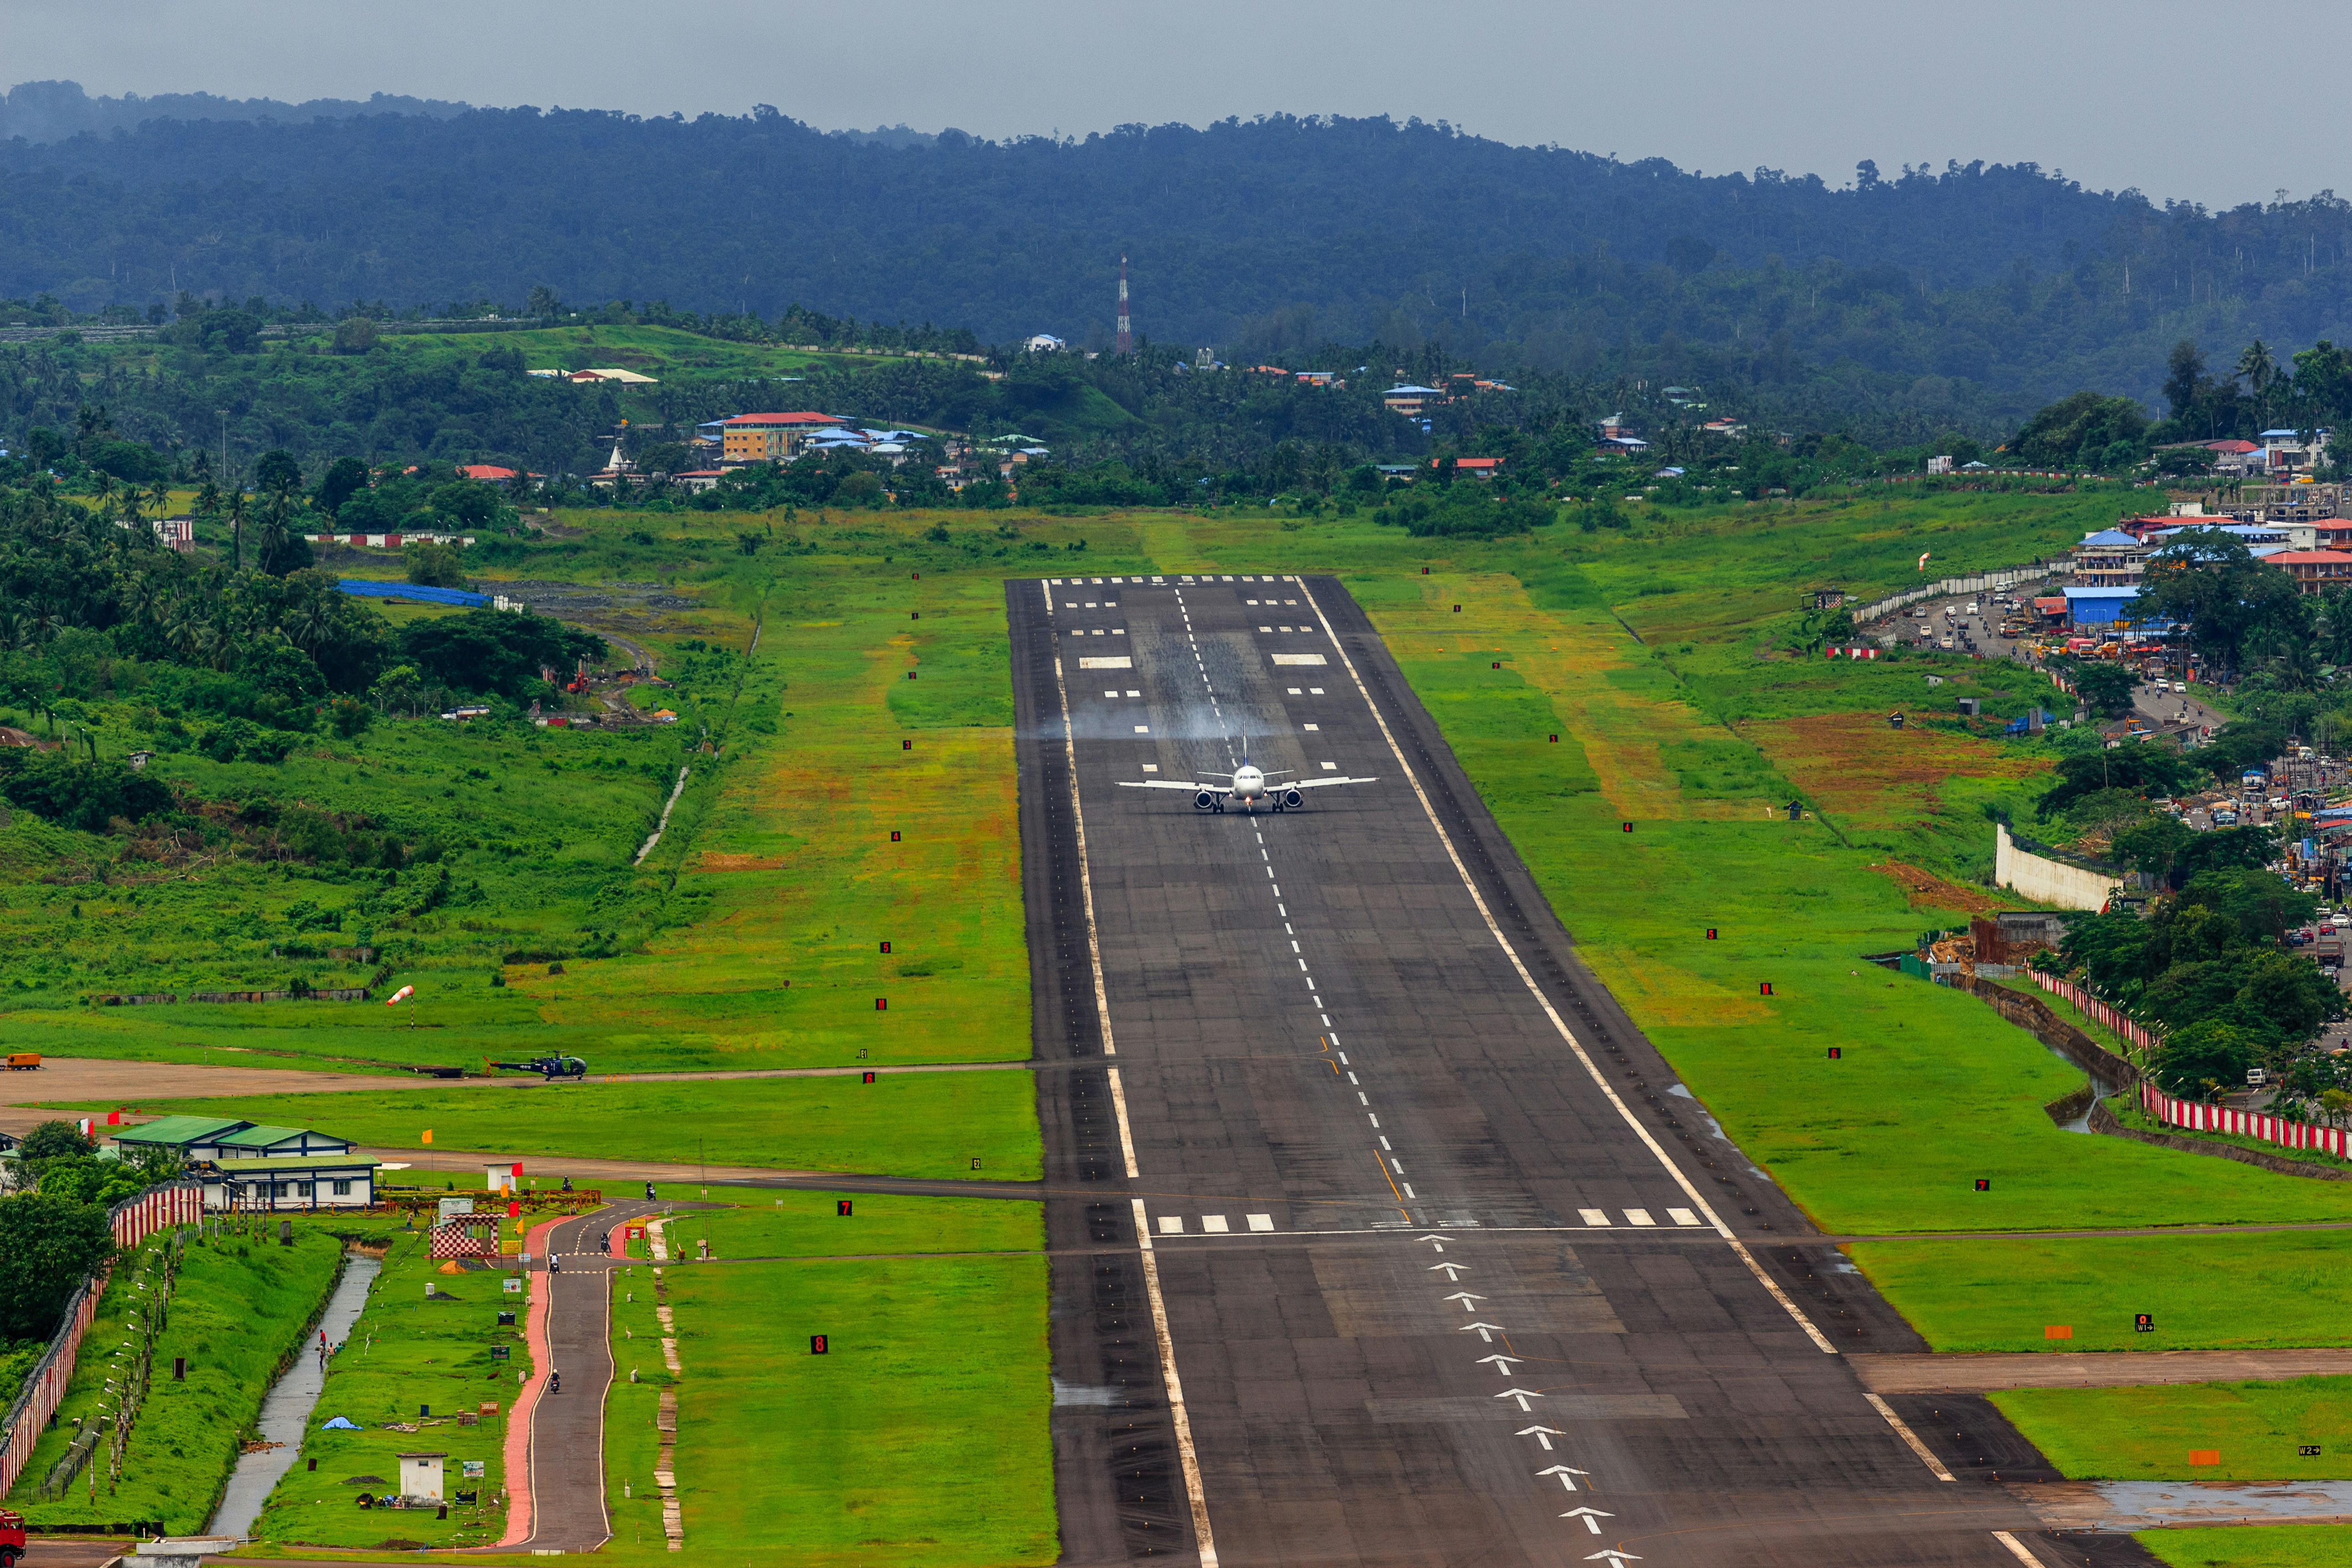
[600,1203,1052,1567]
[95,1071,1044,1181]
[1849,1232,2352,1353]
[2140,1525,2352,1567]
[1993,1378,2352,1482]
[6,1225,344,1531]
[248,1222,514,1550]
[1358,570,2352,1235]
[528,570,1029,1070]
[661,1188,1042,1260]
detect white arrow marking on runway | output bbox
[1538,1465,1590,1492]
[1560,1508,1614,1534]
[1427,1262,1468,1280]
[1442,1292,1486,1310]
[1494,1387,1545,1412]
[1476,1353,1524,1374]
[1417,1233,1454,1252]
[1585,1551,1641,1564]
[1517,1424,1566,1451]
[1458,1321,1506,1342]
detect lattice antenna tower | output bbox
[1116,254,1132,355]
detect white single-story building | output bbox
[198,1154,381,1212]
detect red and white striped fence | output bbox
[112,1181,205,1247]
[2142,1081,2352,1160]
[2030,970,2160,1052]
[0,1182,204,1498]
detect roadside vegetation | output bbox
[4,1218,343,1533]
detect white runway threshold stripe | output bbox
[1270,652,1329,665]
[1292,576,1845,1358]
[1079,655,1133,669]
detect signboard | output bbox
[810,1334,829,1355]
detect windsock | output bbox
[386,984,415,1006]
[1917,551,1931,571]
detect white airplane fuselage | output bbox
[1199,762,1302,813]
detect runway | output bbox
[1007,573,2135,1568]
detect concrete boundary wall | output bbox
[1851,563,2072,628]
[1995,823,2122,910]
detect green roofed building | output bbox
[112,1115,254,1160]
[214,1124,357,1159]
[114,1117,356,1163]
[197,1153,381,1212]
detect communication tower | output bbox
[1116,254,1132,355]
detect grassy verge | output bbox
[1359,570,2352,1235]
[93,1071,1045,1181]
[1993,1378,2352,1481]
[2140,1526,2352,1567]
[7,1224,343,1532]
[600,1195,1052,1567]
[1846,1232,2352,1353]
[651,1187,1045,1260]
[247,1220,513,1550]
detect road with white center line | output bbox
[1007,573,2133,1568]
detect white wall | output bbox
[1995,823,2121,911]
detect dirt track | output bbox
[0,1057,1033,1135]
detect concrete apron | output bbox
[207,1252,383,1537]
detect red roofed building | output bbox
[721,413,841,464]
[457,464,528,485]
[1436,456,1505,479]
[2263,549,2352,594]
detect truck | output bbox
[4,1052,38,1071]
[0,1506,23,1567]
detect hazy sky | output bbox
[4,0,2339,210]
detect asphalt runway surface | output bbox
[1008,573,2145,1568]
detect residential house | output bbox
[1701,418,1746,438]
[2071,528,2154,587]
[2259,428,2333,475]
[673,470,726,493]
[564,367,658,385]
[1382,384,1443,417]
[2264,549,2352,594]
[1437,456,1503,479]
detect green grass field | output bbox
[2140,1525,2352,1567]
[1848,1232,2352,1353]
[600,1195,1052,1568]
[6,1225,344,1532]
[1994,1378,2352,1481]
[245,1220,513,1549]
[91,1070,1044,1181]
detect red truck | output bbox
[0,1506,25,1567]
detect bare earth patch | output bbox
[1744,711,2040,831]
[1871,859,2005,915]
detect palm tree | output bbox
[255,490,293,571]
[2238,341,2279,426]
[227,490,247,572]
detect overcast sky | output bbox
[4,0,2338,210]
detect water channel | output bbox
[206,1250,382,1538]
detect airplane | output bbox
[1119,759,1377,813]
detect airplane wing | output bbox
[1119,779,1217,791]
[1287,775,1378,790]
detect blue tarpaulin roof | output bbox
[338,579,488,608]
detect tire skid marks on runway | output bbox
[1182,576,1626,1543]
[1175,578,1418,1206]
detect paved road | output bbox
[1009,573,2132,1568]
[495,1198,663,1554]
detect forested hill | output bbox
[6,104,2352,435]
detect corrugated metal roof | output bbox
[116,1115,250,1144]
